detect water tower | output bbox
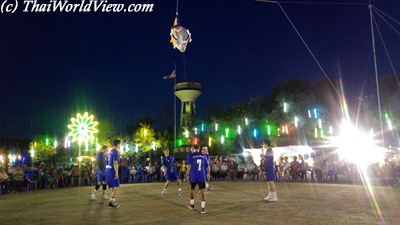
[174,81,202,126]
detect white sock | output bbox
[93,190,97,194]
[102,190,106,195]
[206,183,210,188]
[110,197,115,203]
[178,188,181,191]
[190,199,194,205]
[201,201,206,208]
[163,189,167,192]
[271,192,277,197]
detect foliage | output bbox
[29,135,55,164]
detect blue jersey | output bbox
[187,151,209,182]
[162,156,177,174]
[202,153,210,169]
[107,149,119,170]
[264,148,274,172]
[96,151,107,171]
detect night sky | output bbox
[0,0,399,139]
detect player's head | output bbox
[113,140,121,148]
[192,145,200,152]
[163,149,170,156]
[101,145,108,153]
[263,138,272,147]
[201,146,208,154]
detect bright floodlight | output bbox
[329,121,385,166]
[68,112,99,145]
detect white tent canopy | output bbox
[243,145,315,166]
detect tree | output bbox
[29,135,55,165]
[132,123,161,159]
[97,119,117,146]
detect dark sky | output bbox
[0,0,399,139]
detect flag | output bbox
[163,69,176,79]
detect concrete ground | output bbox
[1,180,399,225]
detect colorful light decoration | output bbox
[238,125,241,135]
[283,102,287,113]
[208,137,212,147]
[201,123,205,131]
[185,130,189,138]
[318,119,322,129]
[294,116,298,128]
[329,126,333,135]
[253,129,257,137]
[267,125,271,136]
[135,144,139,153]
[385,114,393,130]
[215,123,218,131]
[221,135,225,144]
[68,112,99,145]
[308,110,311,118]
[64,136,69,149]
[194,128,198,135]
[314,108,318,119]
[225,128,229,138]
[245,118,248,126]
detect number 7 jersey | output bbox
[187,151,209,182]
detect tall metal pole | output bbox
[174,63,177,152]
[369,1,385,146]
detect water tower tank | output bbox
[174,81,202,125]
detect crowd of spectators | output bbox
[1,153,399,194]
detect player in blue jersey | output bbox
[201,147,212,192]
[187,145,210,214]
[262,138,278,202]
[105,140,121,208]
[161,149,182,196]
[91,145,109,200]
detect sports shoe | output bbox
[108,202,120,208]
[162,190,166,196]
[201,207,206,214]
[178,190,183,196]
[102,194,109,199]
[265,195,278,202]
[263,193,271,201]
[206,186,212,192]
[187,204,194,210]
[91,194,96,200]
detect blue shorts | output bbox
[96,169,107,183]
[265,168,275,182]
[166,172,179,181]
[105,169,120,188]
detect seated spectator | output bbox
[12,164,29,192]
[298,157,308,181]
[290,156,300,181]
[41,168,56,188]
[154,162,161,182]
[69,163,80,187]
[146,162,155,182]
[275,157,284,181]
[179,159,187,181]
[328,158,338,182]
[281,157,291,181]
[0,166,10,194]
[246,160,258,180]
[228,160,237,181]
[211,160,221,181]
[237,162,246,180]
[80,163,91,186]
[220,161,228,180]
